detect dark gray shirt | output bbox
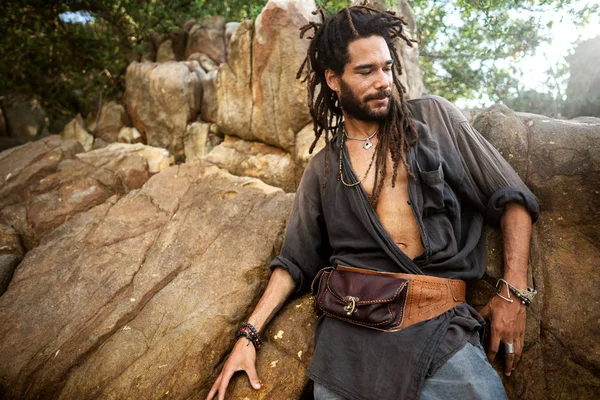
[270,95,539,400]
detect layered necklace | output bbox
[338,124,378,187]
[344,124,378,150]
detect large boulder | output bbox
[0,136,83,212]
[201,69,218,123]
[95,102,131,143]
[156,39,177,62]
[471,107,600,400]
[0,140,161,250]
[61,114,94,152]
[183,122,222,162]
[0,224,24,295]
[294,123,326,185]
[0,162,294,399]
[225,22,241,62]
[0,96,49,141]
[185,16,226,64]
[204,136,296,192]
[216,20,254,142]
[125,61,204,162]
[248,0,317,151]
[217,1,317,152]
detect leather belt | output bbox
[312,265,466,332]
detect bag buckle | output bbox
[343,296,359,315]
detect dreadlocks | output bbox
[297,2,419,206]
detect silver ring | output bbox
[505,343,515,354]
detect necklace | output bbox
[338,131,377,187]
[343,124,378,150]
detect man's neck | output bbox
[343,115,380,139]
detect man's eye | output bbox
[358,71,370,75]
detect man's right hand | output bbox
[206,337,262,400]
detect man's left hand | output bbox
[479,294,526,376]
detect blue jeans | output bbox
[314,342,507,400]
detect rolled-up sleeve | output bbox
[269,161,332,295]
[450,111,540,226]
[426,96,540,226]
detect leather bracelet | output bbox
[236,322,262,350]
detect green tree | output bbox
[0,0,268,132]
[410,0,598,103]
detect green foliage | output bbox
[1,0,596,131]
[0,0,269,132]
[410,0,597,104]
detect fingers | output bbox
[246,363,262,390]
[513,333,524,371]
[479,304,490,319]
[206,373,222,400]
[504,347,515,376]
[486,329,500,364]
[217,367,237,400]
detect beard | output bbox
[338,79,392,122]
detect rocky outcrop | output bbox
[204,136,296,192]
[0,162,293,399]
[0,138,169,251]
[125,61,204,162]
[185,16,227,63]
[216,20,254,141]
[201,69,218,123]
[95,102,131,143]
[217,1,316,152]
[156,39,177,62]
[0,96,49,143]
[222,295,315,399]
[0,224,23,295]
[294,123,326,185]
[61,114,94,151]
[470,106,600,400]
[183,122,222,161]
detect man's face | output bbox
[331,35,394,122]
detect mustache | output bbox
[364,88,392,101]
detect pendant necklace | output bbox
[338,130,377,187]
[343,124,378,150]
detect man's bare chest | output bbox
[345,141,425,259]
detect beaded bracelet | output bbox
[235,322,262,350]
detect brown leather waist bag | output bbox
[311,265,466,332]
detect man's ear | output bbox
[325,69,340,92]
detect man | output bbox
[207,5,539,400]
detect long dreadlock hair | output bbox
[296,2,419,206]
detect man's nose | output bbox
[373,69,391,90]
